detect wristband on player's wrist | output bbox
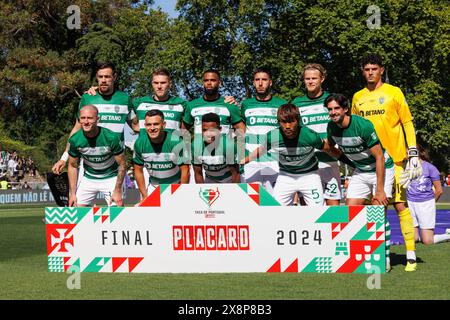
[60,151,69,162]
[408,146,418,157]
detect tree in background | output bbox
[0,0,448,173]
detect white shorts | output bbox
[407,199,436,229]
[76,175,119,206]
[244,161,279,194]
[273,171,324,206]
[346,166,395,200]
[318,162,342,200]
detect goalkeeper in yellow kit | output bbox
[352,54,421,272]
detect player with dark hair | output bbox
[133,109,190,201]
[183,69,245,137]
[191,113,240,183]
[406,144,450,245]
[241,67,287,193]
[352,53,419,271]
[52,61,135,175]
[242,104,328,206]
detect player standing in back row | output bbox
[352,54,420,272]
[291,64,341,205]
[241,67,287,193]
[53,62,135,175]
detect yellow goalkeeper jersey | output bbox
[352,83,414,163]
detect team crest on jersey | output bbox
[379,97,385,104]
[114,105,120,113]
[271,109,277,115]
[169,105,174,111]
[214,107,221,114]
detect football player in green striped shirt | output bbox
[192,113,240,183]
[325,93,394,206]
[325,93,394,272]
[132,68,187,135]
[67,105,126,207]
[183,69,245,136]
[242,104,329,206]
[291,63,341,205]
[52,62,136,175]
[133,110,190,200]
[183,69,245,183]
[241,67,287,193]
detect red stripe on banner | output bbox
[267,258,281,273]
[249,194,259,205]
[284,259,298,273]
[128,257,144,272]
[171,184,181,194]
[112,257,127,272]
[139,186,161,206]
[349,205,365,221]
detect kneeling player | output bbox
[192,113,240,183]
[68,105,126,207]
[241,104,327,206]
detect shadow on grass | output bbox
[390,252,424,267]
[0,215,46,262]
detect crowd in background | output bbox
[0,148,37,190]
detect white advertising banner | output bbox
[45,183,385,274]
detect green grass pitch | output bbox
[1,205,449,300]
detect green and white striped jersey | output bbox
[132,131,189,185]
[291,91,336,163]
[242,96,287,162]
[327,115,394,172]
[68,127,124,180]
[78,90,133,141]
[132,95,187,133]
[262,127,324,175]
[183,96,243,136]
[192,135,237,182]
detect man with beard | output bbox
[52,62,135,175]
[241,67,287,193]
[183,69,245,137]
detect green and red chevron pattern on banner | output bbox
[45,184,385,274]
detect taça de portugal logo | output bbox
[199,188,220,207]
